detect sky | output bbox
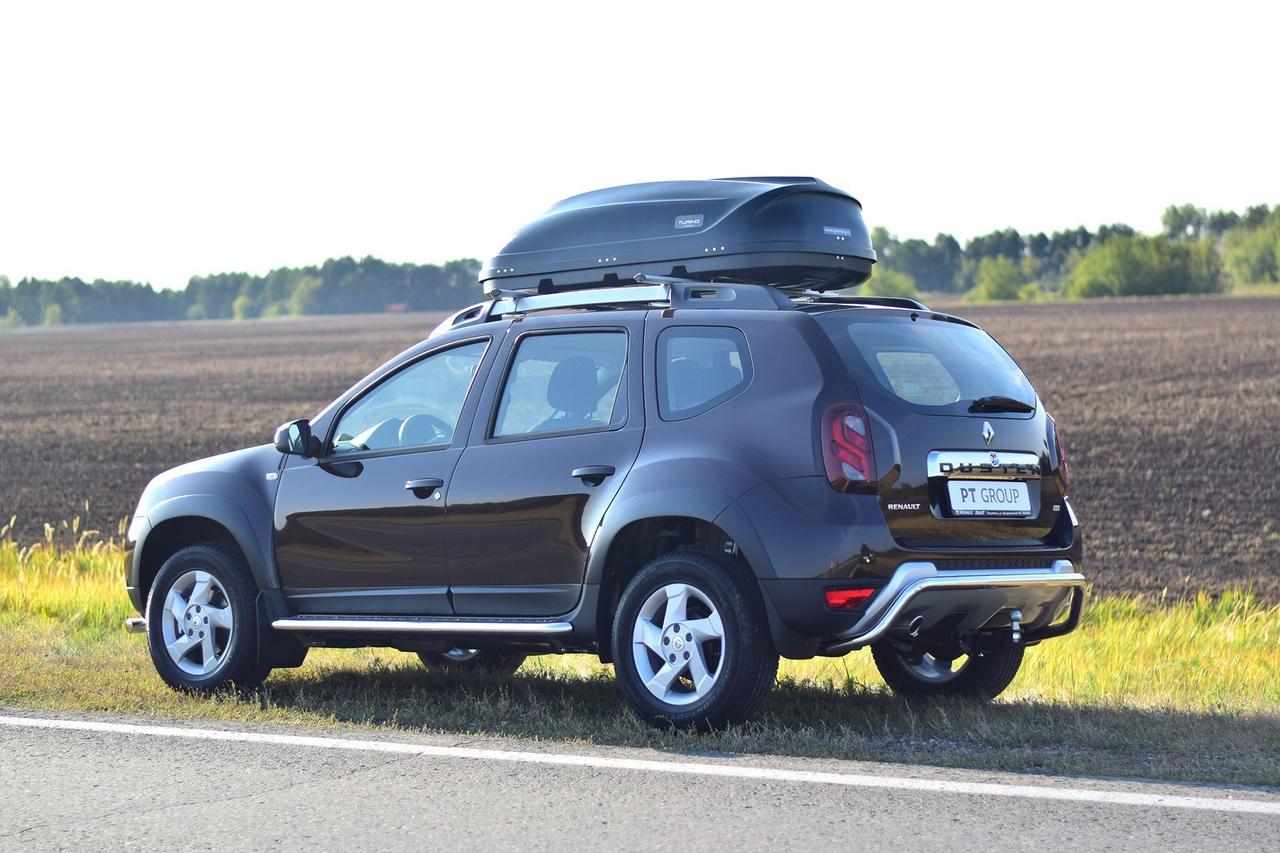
[1,1,1277,290]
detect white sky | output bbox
[1,1,1276,289]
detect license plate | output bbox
[946,480,1031,517]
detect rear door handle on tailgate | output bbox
[571,465,615,485]
[404,477,445,498]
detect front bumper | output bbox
[124,514,149,613]
[818,559,1086,655]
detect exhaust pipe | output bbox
[124,617,146,634]
[892,615,925,639]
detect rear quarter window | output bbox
[657,326,752,420]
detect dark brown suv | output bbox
[123,179,1085,728]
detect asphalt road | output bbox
[2,711,1278,851]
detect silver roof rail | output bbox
[489,281,672,317]
[796,291,930,311]
[431,274,795,339]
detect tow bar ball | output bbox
[1010,609,1023,644]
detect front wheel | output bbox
[145,543,269,692]
[612,551,778,730]
[871,642,1024,700]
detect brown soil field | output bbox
[1,297,1277,600]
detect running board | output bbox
[271,617,573,635]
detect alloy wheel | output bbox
[631,582,726,706]
[158,570,235,676]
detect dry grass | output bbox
[3,523,1278,787]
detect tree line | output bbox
[0,256,481,328]
[862,201,1279,301]
[4,200,1279,327]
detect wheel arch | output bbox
[586,487,776,662]
[135,494,275,606]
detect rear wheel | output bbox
[612,551,778,730]
[416,648,527,675]
[871,642,1023,700]
[145,543,269,692]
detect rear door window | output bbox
[817,312,1035,415]
[657,326,752,420]
[493,331,628,438]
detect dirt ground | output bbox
[1,297,1276,600]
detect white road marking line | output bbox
[2,715,1278,816]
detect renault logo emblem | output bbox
[982,421,995,446]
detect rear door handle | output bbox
[571,465,615,485]
[404,477,445,498]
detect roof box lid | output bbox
[480,177,876,294]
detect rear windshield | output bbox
[816,312,1036,415]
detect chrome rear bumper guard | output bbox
[822,559,1086,655]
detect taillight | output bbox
[1052,419,1071,494]
[824,587,877,609]
[821,402,877,494]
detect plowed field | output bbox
[1,297,1276,599]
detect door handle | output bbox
[571,465,615,486]
[404,477,445,499]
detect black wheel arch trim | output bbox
[132,493,278,603]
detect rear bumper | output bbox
[817,559,1085,655]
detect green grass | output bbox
[3,518,1279,787]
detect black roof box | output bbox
[480,177,876,294]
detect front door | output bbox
[446,316,645,616]
[274,338,491,615]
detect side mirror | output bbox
[273,419,318,458]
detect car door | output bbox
[445,314,645,616]
[273,336,494,615]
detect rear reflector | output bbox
[824,587,876,609]
[821,402,877,494]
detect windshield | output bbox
[817,312,1036,415]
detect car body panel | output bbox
[272,330,504,615]
[446,313,646,616]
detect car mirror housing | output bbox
[273,419,317,458]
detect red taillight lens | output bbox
[821,402,877,494]
[824,587,877,609]
[1052,419,1071,494]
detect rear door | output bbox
[817,310,1066,549]
[445,314,645,616]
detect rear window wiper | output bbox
[968,395,1035,413]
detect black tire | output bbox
[416,648,527,675]
[145,542,269,692]
[871,642,1024,700]
[612,550,778,730]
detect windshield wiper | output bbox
[968,395,1035,413]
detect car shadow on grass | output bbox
[251,661,1280,788]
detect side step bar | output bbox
[271,617,573,636]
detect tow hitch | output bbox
[1009,609,1023,644]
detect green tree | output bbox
[42,302,63,326]
[861,268,917,298]
[1065,234,1224,299]
[968,256,1024,301]
[1017,282,1044,302]
[289,275,326,315]
[232,294,256,320]
[1162,204,1206,240]
[1222,216,1280,285]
